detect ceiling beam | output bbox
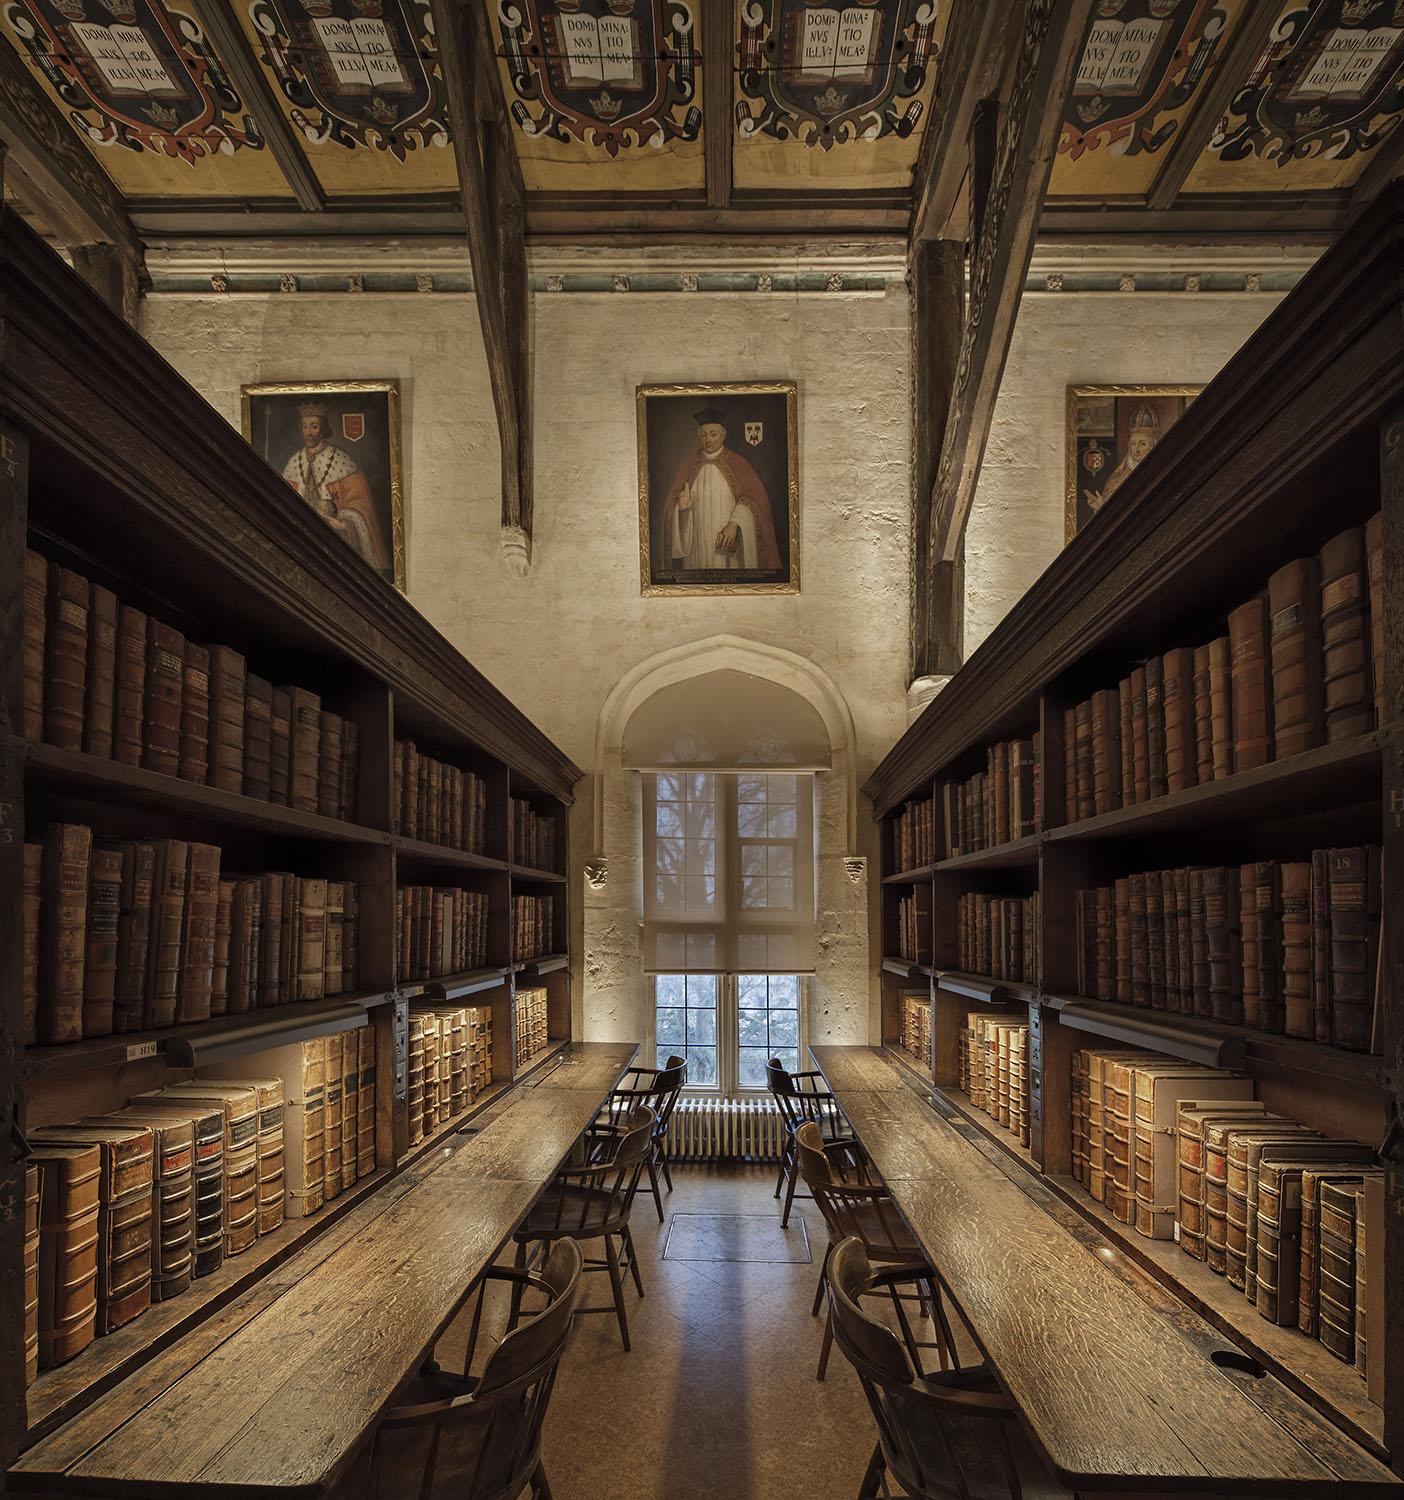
[431,0,532,567]
[189,0,325,212]
[0,33,137,257]
[1145,0,1280,213]
[469,0,526,207]
[929,0,1097,570]
[1347,120,1404,220]
[909,0,1018,249]
[703,0,733,209]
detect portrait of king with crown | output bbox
[1066,385,1201,540]
[242,380,406,590]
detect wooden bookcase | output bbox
[0,211,581,1458]
[867,189,1404,1471]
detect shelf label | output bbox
[125,1041,158,1061]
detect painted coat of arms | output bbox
[1,0,263,161]
[1214,0,1404,167]
[1059,0,1229,161]
[497,0,700,155]
[249,0,448,159]
[736,0,936,149]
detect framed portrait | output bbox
[242,380,406,591]
[1065,385,1202,542]
[638,381,799,595]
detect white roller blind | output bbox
[642,771,816,975]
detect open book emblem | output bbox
[745,422,763,446]
[499,0,701,156]
[736,0,935,150]
[4,0,263,163]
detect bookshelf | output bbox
[867,189,1404,1471]
[0,210,581,1458]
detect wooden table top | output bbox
[12,1041,639,1499]
[809,1045,1402,1497]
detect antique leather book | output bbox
[401,739,419,836]
[83,842,126,1037]
[206,645,246,795]
[100,1108,195,1302]
[39,822,92,1044]
[127,1100,225,1277]
[1161,648,1197,794]
[269,687,292,805]
[1318,525,1373,741]
[259,871,287,1008]
[178,642,210,785]
[341,1039,359,1190]
[1311,849,1331,1044]
[1299,1167,1367,1338]
[1010,739,1037,837]
[1089,1050,1145,1213]
[113,841,155,1034]
[1145,871,1166,1011]
[1223,1124,1322,1294]
[1267,557,1325,758]
[24,1162,39,1383]
[1254,861,1284,1033]
[1117,677,1134,806]
[1361,1173,1385,1397]
[1192,645,1213,786]
[1129,665,1149,803]
[357,1025,377,1176]
[242,673,274,801]
[1317,1179,1360,1362]
[227,877,261,1015]
[146,1084,258,1255]
[940,781,959,858]
[31,1142,101,1368]
[210,878,235,1018]
[1228,595,1273,771]
[990,740,1009,845]
[280,874,299,1000]
[1095,885,1114,1001]
[1114,877,1131,1003]
[1365,510,1384,727]
[317,708,344,819]
[32,1123,154,1334]
[1090,689,1121,816]
[215,1040,327,1218]
[114,604,147,766]
[1174,869,1193,1016]
[1328,845,1381,1051]
[144,840,189,1029]
[1188,869,1210,1018]
[1255,1144,1374,1326]
[287,686,321,812]
[340,721,360,822]
[1176,1102,1268,1261]
[22,841,42,1046]
[22,549,47,741]
[1163,870,1181,1014]
[1239,864,1262,1030]
[297,877,329,1001]
[143,620,186,777]
[1206,635,1233,780]
[45,565,90,750]
[176,843,220,1023]
[429,755,445,845]
[322,881,344,997]
[1144,656,1166,800]
[83,584,118,760]
[199,1074,286,1237]
[324,1033,344,1202]
[1071,1049,1088,1183]
[1128,872,1148,1006]
[1280,861,1313,1039]
[1205,1118,1315,1277]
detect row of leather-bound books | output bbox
[1070,1046,1385,1393]
[514,986,550,1071]
[941,735,1042,858]
[394,738,488,855]
[889,795,936,872]
[398,885,491,981]
[955,892,1040,985]
[897,993,930,1066]
[23,550,360,821]
[23,1028,377,1382]
[1074,846,1382,1052]
[407,1004,493,1149]
[958,1011,1029,1149]
[513,893,560,961]
[895,886,932,964]
[22,822,360,1048]
[512,797,560,873]
[1062,514,1385,823]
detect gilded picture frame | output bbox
[242,379,407,592]
[1065,384,1202,543]
[638,380,800,595]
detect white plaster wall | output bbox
[141,280,909,1054]
[965,289,1287,654]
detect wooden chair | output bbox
[795,1120,955,1383]
[512,1106,655,1352]
[826,1236,1071,1500]
[590,1055,687,1222]
[359,1239,583,1500]
[766,1056,861,1228]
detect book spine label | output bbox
[143,623,185,777]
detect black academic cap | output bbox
[692,406,727,426]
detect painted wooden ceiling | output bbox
[1,0,1402,233]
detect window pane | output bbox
[769,775,798,802]
[686,1008,717,1045]
[768,878,794,910]
[738,1049,770,1089]
[655,1008,684,1047]
[769,975,798,1006]
[686,974,717,1004]
[737,775,766,803]
[654,875,682,908]
[685,1046,718,1087]
[741,876,765,909]
[656,773,683,801]
[771,1047,800,1076]
[768,805,797,838]
[685,803,715,838]
[738,973,766,1005]
[685,875,716,911]
[737,802,768,837]
[741,844,766,877]
[687,773,714,801]
[738,1008,768,1046]
[655,837,685,873]
[769,1010,799,1047]
[655,802,683,837]
[767,845,794,878]
[689,839,716,875]
[656,974,685,1005]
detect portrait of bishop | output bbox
[661,407,783,573]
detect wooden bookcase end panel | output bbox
[345,682,395,835]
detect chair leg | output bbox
[604,1234,631,1352]
[812,1239,832,1317]
[507,1237,528,1331]
[780,1156,800,1228]
[858,1442,885,1500]
[816,1300,834,1382]
[773,1144,789,1199]
[622,1222,645,1297]
[646,1157,665,1224]
[531,1460,554,1500]
[657,1140,674,1193]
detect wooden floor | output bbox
[340,1163,941,1500]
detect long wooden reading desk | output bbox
[11,1042,639,1499]
[810,1044,1402,1499]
